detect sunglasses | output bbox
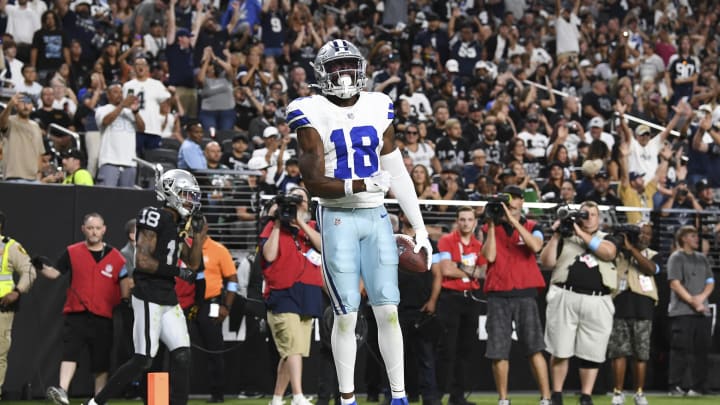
[406,131,418,135]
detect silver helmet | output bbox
[156,169,201,218]
[312,40,367,99]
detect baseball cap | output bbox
[176,28,193,38]
[445,59,459,73]
[150,19,162,27]
[469,102,482,112]
[247,156,270,171]
[502,185,524,198]
[387,53,400,63]
[263,126,280,138]
[410,58,424,67]
[425,11,440,21]
[62,148,84,160]
[579,59,592,68]
[589,116,604,128]
[594,169,610,179]
[475,60,490,70]
[526,113,539,122]
[629,171,645,181]
[695,179,710,193]
[635,125,651,136]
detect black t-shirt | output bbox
[31,108,72,131]
[133,206,183,305]
[581,91,615,121]
[31,29,68,71]
[220,151,250,171]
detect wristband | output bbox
[344,179,354,197]
[588,236,602,252]
[226,281,238,293]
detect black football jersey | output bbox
[133,206,183,305]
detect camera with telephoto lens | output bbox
[556,205,589,237]
[273,194,304,223]
[612,224,641,246]
[482,194,511,222]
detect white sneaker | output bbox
[539,399,551,405]
[611,391,625,405]
[47,386,69,405]
[498,400,510,405]
[291,396,314,405]
[633,392,648,405]
[269,400,286,405]
[686,389,702,397]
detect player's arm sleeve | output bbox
[286,100,313,132]
[381,147,426,231]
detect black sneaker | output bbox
[550,392,563,405]
[448,397,476,405]
[579,394,593,405]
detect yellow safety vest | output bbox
[0,238,16,296]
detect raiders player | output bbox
[86,169,205,405]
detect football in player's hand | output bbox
[395,234,428,273]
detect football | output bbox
[395,234,428,273]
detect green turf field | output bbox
[4,394,720,405]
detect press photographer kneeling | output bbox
[259,188,323,405]
[539,201,620,405]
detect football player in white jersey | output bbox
[286,40,432,405]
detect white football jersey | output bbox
[287,92,394,208]
[123,78,171,136]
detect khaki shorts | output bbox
[544,284,614,362]
[267,312,313,358]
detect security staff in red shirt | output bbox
[481,185,551,405]
[37,213,131,405]
[435,206,486,405]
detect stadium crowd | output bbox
[0,0,719,404]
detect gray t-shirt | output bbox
[667,250,714,317]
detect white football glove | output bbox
[364,170,392,193]
[413,228,433,271]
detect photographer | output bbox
[539,201,620,405]
[259,187,323,405]
[480,186,551,405]
[607,223,660,405]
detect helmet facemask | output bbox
[312,40,367,99]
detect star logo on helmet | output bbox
[334,218,342,226]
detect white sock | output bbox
[331,311,358,394]
[340,396,356,405]
[372,304,406,398]
[88,400,99,405]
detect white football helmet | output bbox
[312,40,367,99]
[156,169,201,218]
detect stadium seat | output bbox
[161,138,182,151]
[144,148,178,166]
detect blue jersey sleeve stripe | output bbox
[388,102,393,111]
[437,251,452,261]
[289,117,311,130]
[388,112,395,119]
[287,109,304,120]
